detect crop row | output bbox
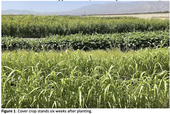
[2,31,169,51]
[2,15,169,38]
[1,48,169,108]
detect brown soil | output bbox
[91,13,169,19]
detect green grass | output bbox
[2,15,169,37]
[1,48,169,108]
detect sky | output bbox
[1,1,116,12]
[1,0,166,12]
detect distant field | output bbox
[92,13,169,20]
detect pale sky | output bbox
[1,0,165,12]
[1,1,116,12]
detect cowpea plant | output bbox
[1,31,169,51]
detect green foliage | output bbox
[2,15,169,38]
[1,48,169,108]
[2,31,169,51]
[1,14,169,109]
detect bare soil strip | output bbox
[19,38,46,40]
[91,13,169,19]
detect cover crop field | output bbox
[2,15,169,38]
[1,15,169,108]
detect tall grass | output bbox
[1,48,169,108]
[2,15,169,37]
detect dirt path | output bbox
[91,13,169,19]
[19,38,46,40]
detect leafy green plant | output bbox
[2,31,169,51]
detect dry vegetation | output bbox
[92,13,169,20]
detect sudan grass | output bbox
[1,48,169,108]
[2,15,169,37]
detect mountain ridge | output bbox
[2,1,169,15]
